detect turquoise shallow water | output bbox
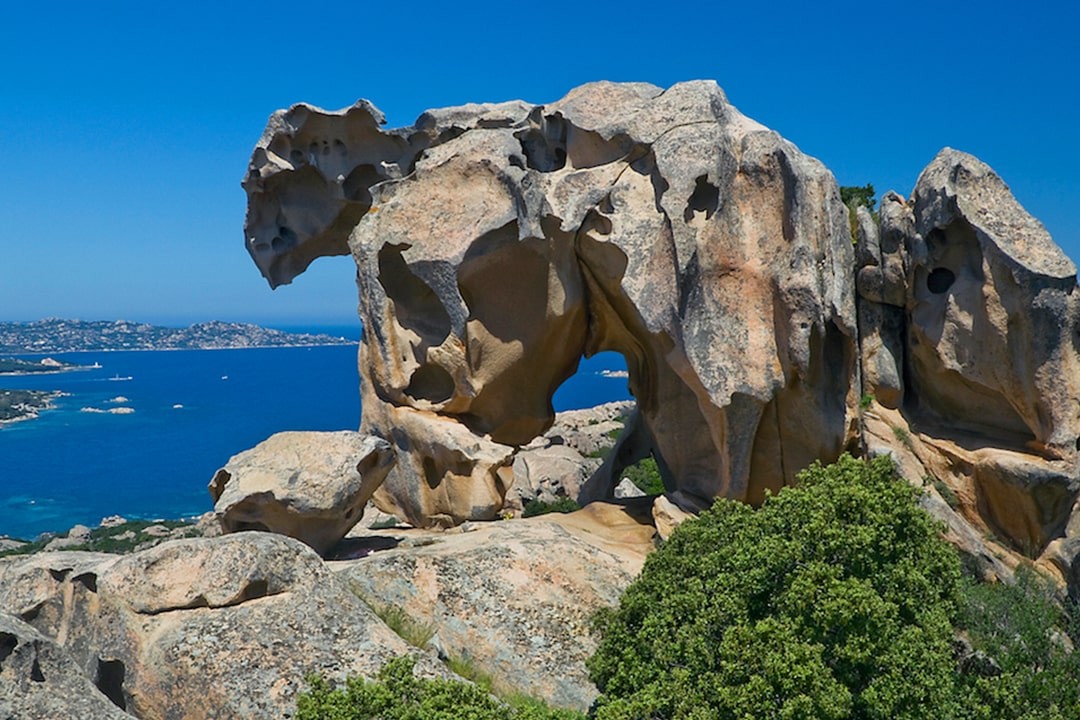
[0,337,630,539]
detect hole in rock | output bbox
[405,363,455,404]
[74,572,97,593]
[0,633,16,665]
[927,267,956,294]
[30,658,44,682]
[552,352,633,412]
[515,112,568,172]
[95,658,126,709]
[342,164,382,204]
[683,175,720,222]
[238,579,270,602]
[233,520,271,533]
[422,456,441,489]
[378,245,453,346]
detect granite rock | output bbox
[209,431,395,554]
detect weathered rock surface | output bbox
[854,149,1080,596]
[242,84,1080,598]
[340,502,656,710]
[0,533,441,720]
[0,612,131,720]
[244,80,860,527]
[876,149,1080,452]
[209,431,395,553]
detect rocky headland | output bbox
[3,81,1079,718]
[0,389,64,426]
[0,357,89,375]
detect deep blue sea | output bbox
[0,328,630,539]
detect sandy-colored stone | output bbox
[209,431,395,553]
[897,149,1080,453]
[0,612,131,720]
[651,494,697,541]
[339,502,655,710]
[852,149,1080,598]
[0,533,442,720]
[243,81,859,526]
[240,83,1080,598]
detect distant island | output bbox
[0,319,357,354]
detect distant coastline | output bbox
[0,319,358,355]
[0,319,358,427]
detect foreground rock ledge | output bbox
[0,510,653,717]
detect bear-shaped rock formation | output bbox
[243,81,860,528]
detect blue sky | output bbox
[2,0,1077,326]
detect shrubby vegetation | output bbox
[0,518,198,556]
[840,183,877,240]
[840,184,876,212]
[620,456,665,495]
[297,656,584,720]
[523,497,582,517]
[589,454,965,719]
[958,566,1080,719]
[298,454,1079,720]
[588,454,1080,719]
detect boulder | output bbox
[209,431,395,553]
[340,502,656,710]
[651,494,697,541]
[505,400,635,511]
[243,81,859,526]
[614,478,646,499]
[509,444,594,508]
[0,533,441,720]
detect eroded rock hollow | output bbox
[243,82,1080,594]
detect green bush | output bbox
[523,497,580,518]
[296,656,584,720]
[957,566,1080,719]
[588,454,967,719]
[620,456,665,495]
